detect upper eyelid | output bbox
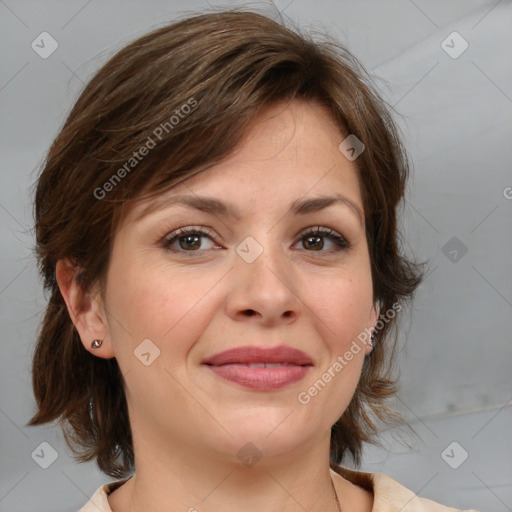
[162,225,350,247]
[164,225,346,238]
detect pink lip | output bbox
[202,345,313,391]
[202,345,313,366]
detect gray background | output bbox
[1,0,511,511]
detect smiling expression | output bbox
[94,99,379,462]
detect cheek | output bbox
[105,259,217,365]
[299,275,370,414]
[309,270,373,342]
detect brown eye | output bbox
[178,234,202,250]
[303,235,324,250]
[297,227,351,252]
[163,227,216,254]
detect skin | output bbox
[57,100,378,512]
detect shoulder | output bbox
[331,465,480,512]
[78,478,131,512]
[79,470,481,512]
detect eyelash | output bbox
[161,225,352,256]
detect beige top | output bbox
[79,466,480,512]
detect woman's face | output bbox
[89,100,379,463]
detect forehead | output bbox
[122,100,363,225]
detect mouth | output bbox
[202,345,313,390]
[202,344,314,366]
[215,362,302,368]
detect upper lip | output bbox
[202,345,313,366]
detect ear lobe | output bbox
[55,258,115,358]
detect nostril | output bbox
[245,309,256,316]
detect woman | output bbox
[27,8,478,512]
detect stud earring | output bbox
[91,339,103,349]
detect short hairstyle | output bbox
[27,7,426,478]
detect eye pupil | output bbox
[180,235,201,250]
[304,236,323,250]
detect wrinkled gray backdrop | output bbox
[1,1,511,511]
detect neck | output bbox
[109,429,344,512]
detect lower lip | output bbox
[204,364,311,390]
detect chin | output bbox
[210,414,316,460]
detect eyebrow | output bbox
[135,193,364,227]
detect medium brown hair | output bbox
[27,7,426,478]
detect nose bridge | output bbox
[228,231,301,321]
[236,231,287,286]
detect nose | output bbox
[225,236,302,327]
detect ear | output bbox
[365,301,381,354]
[55,258,115,358]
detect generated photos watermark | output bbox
[297,301,402,405]
[93,97,198,200]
